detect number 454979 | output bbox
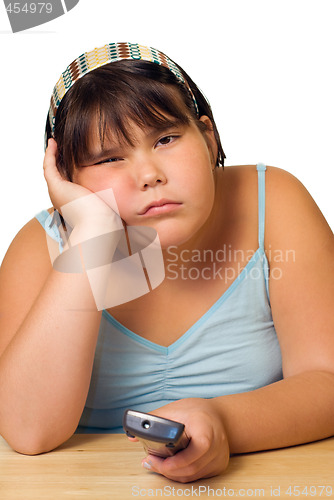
[285,485,333,496]
[6,3,53,14]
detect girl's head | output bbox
[46,43,226,248]
[45,42,225,181]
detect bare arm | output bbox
[0,140,118,454]
[212,370,334,453]
[213,167,334,453]
[144,167,334,482]
[0,232,102,454]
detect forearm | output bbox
[0,267,101,455]
[212,371,334,454]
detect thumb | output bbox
[142,454,165,472]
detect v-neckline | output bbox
[102,247,264,354]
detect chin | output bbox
[157,228,197,250]
[128,215,208,251]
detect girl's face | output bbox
[72,116,218,249]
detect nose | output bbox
[138,160,167,190]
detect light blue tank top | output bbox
[35,164,283,433]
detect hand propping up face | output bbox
[43,139,121,230]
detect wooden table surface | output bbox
[0,434,333,499]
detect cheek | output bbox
[184,160,215,207]
[180,140,214,186]
[73,168,111,191]
[73,169,132,220]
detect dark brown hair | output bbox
[46,59,225,181]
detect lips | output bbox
[139,199,182,216]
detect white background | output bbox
[0,0,333,264]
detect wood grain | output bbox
[0,434,333,499]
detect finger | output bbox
[43,139,63,184]
[44,138,57,163]
[127,436,139,442]
[142,436,208,474]
[156,454,228,484]
[144,436,228,483]
[161,422,213,469]
[145,445,212,482]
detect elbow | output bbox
[12,442,52,456]
[0,407,80,455]
[2,427,75,456]
[12,437,57,456]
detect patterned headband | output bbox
[46,42,199,142]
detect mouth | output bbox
[139,199,182,216]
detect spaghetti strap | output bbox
[256,163,267,249]
[35,209,64,253]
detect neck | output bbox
[162,168,225,265]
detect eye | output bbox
[156,135,178,147]
[95,157,124,165]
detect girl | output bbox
[0,42,333,484]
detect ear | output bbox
[199,115,218,168]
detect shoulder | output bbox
[223,164,332,245]
[3,211,52,258]
[0,209,55,286]
[223,162,309,197]
[265,164,319,212]
[263,166,333,254]
[2,208,56,264]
